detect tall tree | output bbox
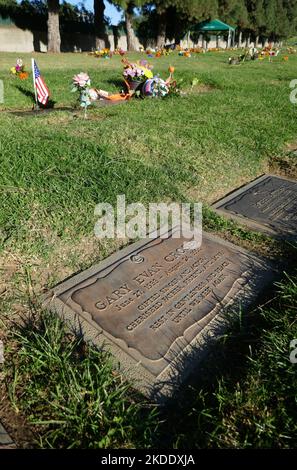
[263,0,277,40]
[113,1,146,50]
[94,0,107,49]
[154,0,218,48]
[125,1,138,50]
[284,0,297,35]
[219,1,249,46]
[47,0,61,53]
[274,0,290,39]
[245,0,266,43]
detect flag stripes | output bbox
[32,59,49,105]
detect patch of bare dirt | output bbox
[269,142,297,179]
[184,84,217,96]
[0,385,35,448]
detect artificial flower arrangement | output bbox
[142,76,169,97]
[178,50,191,58]
[10,58,28,80]
[113,48,126,56]
[71,72,92,118]
[145,48,156,58]
[268,49,280,61]
[190,47,204,54]
[155,48,171,57]
[228,48,252,65]
[259,45,280,61]
[88,48,112,58]
[122,59,154,90]
[96,48,112,59]
[123,59,178,98]
[74,63,181,105]
[228,45,284,65]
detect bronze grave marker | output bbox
[212,174,297,240]
[46,230,276,401]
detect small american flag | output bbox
[32,59,49,105]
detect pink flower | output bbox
[73,72,90,88]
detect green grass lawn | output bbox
[0,51,296,448]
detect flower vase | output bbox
[127,80,143,92]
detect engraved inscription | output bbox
[222,176,297,235]
[59,235,254,369]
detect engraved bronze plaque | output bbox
[212,174,297,239]
[46,230,276,400]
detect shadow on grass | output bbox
[14,84,56,109]
[106,77,126,90]
[155,274,293,449]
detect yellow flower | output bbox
[138,65,153,79]
[10,66,16,74]
[144,69,153,79]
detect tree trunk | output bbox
[238,31,242,48]
[156,10,167,49]
[125,3,137,51]
[47,0,61,53]
[255,35,259,47]
[245,34,251,47]
[94,0,106,50]
[227,30,231,48]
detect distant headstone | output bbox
[46,230,276,401]
[212,174,297,240]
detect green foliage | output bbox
[0,51,297,252]
[219,0,249,28]
[1,0,296,42]
[5,312,158,448]
[0,0,95,33]
[135,0,297,42]
[244,0,297,38]
[1,51,297,449]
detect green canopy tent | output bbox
[189,19,236,49]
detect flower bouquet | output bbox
[178,50,191,58]
[114,48,126,56]
[190,47,203,54]
[71,72,92,118]
[155,48,171,58]
[10,58,28,80]
[94,48,112,59]
[142,76,169,97]
[141,66,179,99]
[122,59,153,91]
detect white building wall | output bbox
[0,25,143,52]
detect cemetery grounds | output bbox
[0,51,297,448]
